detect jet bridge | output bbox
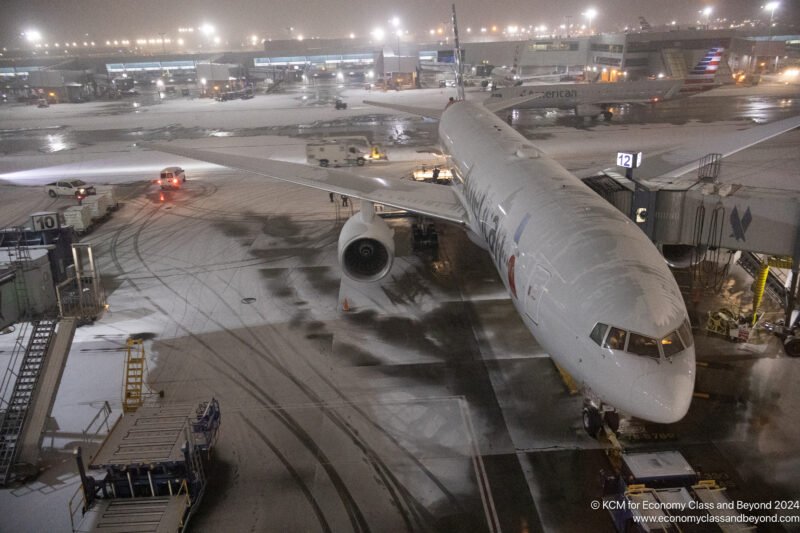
[585,170,800,262]
[583,162,800,354]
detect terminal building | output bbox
[1,28,798,101]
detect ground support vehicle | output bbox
[69,399,221,533]
[306,142,366,167]
[46,180,96,198]
[601,451,755,532]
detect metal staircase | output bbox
[122,339,146,413]
[738,252,789,308]
[0,319,58,484]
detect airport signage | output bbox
[616,151,643,169]
[30,212,60,231]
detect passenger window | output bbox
[661,331,684,357]
[628,333,660,358]
[678,319,694,347]
[603,327,627,350]
[590,323,608,346]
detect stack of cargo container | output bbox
[63,205,92,235]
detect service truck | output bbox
[306,141,367,167]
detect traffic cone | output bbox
[342,298,350,312]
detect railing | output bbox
[0,323,32,409]
[83,401,113,444]
[67,484,87,533]
[177,479,192,528]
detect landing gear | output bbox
[784,336,800,358]
[582,406,603,438]
[582,401,620,438]
[603,411,620,433]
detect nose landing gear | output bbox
[582,400,620,438]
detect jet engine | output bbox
[658,244,708,269]
[575,104,612,120]
[337,204,395,282]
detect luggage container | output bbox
[63,205,92,235]
[94,185,119,210]
[83,193,111,220]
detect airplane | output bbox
[144,7,800,437]
[485,46,726,119]
[480,65,569,88]
[484,78,684,120]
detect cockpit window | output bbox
[661,331,684,357]
[603,327,627,351]
[678,319,694,347]
[590,323,608,346]
[628,333,660,358]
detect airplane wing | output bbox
[145,143,468,224]
[362,100,443,119]
[636,114,800,183]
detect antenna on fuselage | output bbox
[451,3,465,101]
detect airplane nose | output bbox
[630,349,695,424]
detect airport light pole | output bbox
[584,8,597,35]
[765,2,780,71]
[390,17,401,56]
[701,7,712,30]
[22,29,42,48]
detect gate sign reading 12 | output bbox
[616,151,643,169]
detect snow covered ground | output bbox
[0,81,799,532]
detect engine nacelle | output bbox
[337,207,395,282]
[575,103,604,117]
[658,243,708,269]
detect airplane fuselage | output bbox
[488,79,683,111]
[439,100,695,423]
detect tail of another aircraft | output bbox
[681,46,725,93]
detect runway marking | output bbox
[458,397,502,533]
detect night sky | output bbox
[0,0,793,46]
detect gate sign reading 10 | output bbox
[616,151,643,169]
[31,212,60,231]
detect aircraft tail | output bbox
[681,46,724,93]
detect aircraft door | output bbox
[524,264,551,325]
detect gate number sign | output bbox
[31,213,59,231]
[616,151,643,169]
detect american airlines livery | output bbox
[486,46,725,119]
[148,10,800,436]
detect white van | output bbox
[158,167,186,189]
[306,142,366,167]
